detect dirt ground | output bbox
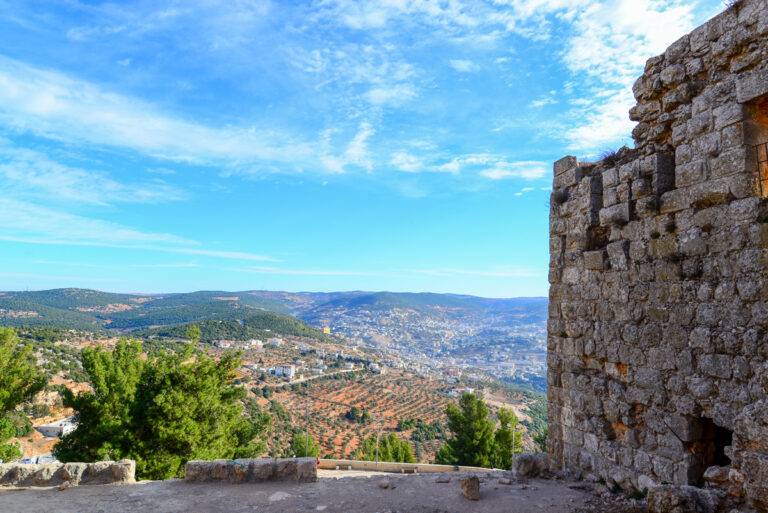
[0,470,644,513]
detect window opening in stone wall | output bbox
[688,417,733,479]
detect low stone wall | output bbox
[184,457,316,484]
[0,460,135,487]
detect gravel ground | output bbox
[0,471,645,513]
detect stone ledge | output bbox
[0,460,135,487]
[184,457,317,484]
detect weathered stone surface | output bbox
[547,2,768,510]
[184,458,316,484]
[0,461,135,487]
[514,453,549,478]
[647,485,724,513]
[460,476,480,501]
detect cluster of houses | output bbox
[214,337,284,350]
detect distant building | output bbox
[267,337,283,347]
[311,368,324,375]
[444,366,462,377]
[214,340,232,349]
[343,362,355,370]
[294,359,305,367]
[275,365,296,379]
[36,418,77,438]
[322,327,331,334]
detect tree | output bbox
[357,432,415,463]
[0,328,46,462]
[435,393,495,468]
[285,430,319,458]
[54,340,268,480]
[492,408,524,470]
[186,325,202,344]
[533,427,548,453]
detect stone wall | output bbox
[0,460,135,487]
[185,457,317,484]
[546,0,768,509]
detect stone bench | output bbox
[184,458,316,484]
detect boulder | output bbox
[648,485,725,513]
[460,476,480,501]
[249,459,275,481]
[514,453,549,478]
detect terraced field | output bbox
[258,369,452,462]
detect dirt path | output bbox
[0,471,614,513]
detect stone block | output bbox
[675,160,708,187]
[600,202,631,226]
[606,240,630,270]
[736,67,768,103]
[554,156,578,176]
[514,453,549,478]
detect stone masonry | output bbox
[546,0,768,509]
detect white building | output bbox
[35,418,77,438]
[343,362,355,370]
[275,365,296,379]
[268,337,283,347]
[214,340,232,349]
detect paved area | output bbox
[0,471,610,513]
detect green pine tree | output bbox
[492,408,524,470]
[54,339,269,480]
[185,325,202,344]
[435,393,495,468]
[285,429,320,458]
[0,328,46,462]
[357,432,415,463]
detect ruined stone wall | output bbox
[546,0,768,508]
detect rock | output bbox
[294,457,317,483]
[703,466,729,485]
[435,475,451,483]
[648,485,725,513]
[59,463,87,485]
[111,459,136,483]
[460,476,480,501]
[250,458,275,481]
[378,479,390,489]
[514,453,549,478]
[59,480,71,491]
[498,478,513,485]
[184,461,213,482]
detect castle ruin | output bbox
[546,0,768,509]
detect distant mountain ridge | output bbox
[0,287,547,336]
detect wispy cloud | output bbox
[235,266,376,276]
[0,199,274,262]
[479,160,549,180]
[0,55,315,170]
[413,267,540,278]
[450,59,479,73]
[0,145,185,206]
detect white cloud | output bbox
[235,266,375,276]
[450,59,479,73]
[321,122,375,173]
[390,152,423,173]
[0,146,185,206]
[0,198,274,262]
[479,161,549,180]
[0,55,316,169]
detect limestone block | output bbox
[513,453,549,478]
[32,464,60,486]
[676,160,708,187]
[660,64,686,87]
[460,476,480,500]
[554,156,578,176]
[606,240,630,270]
[111,459,136,483]
[59,463,88,485]
[250,458,275,481]
[600,203,631,226]
[712,102,746,129]
[736,67,768,103]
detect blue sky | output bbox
[0,0,724,297]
